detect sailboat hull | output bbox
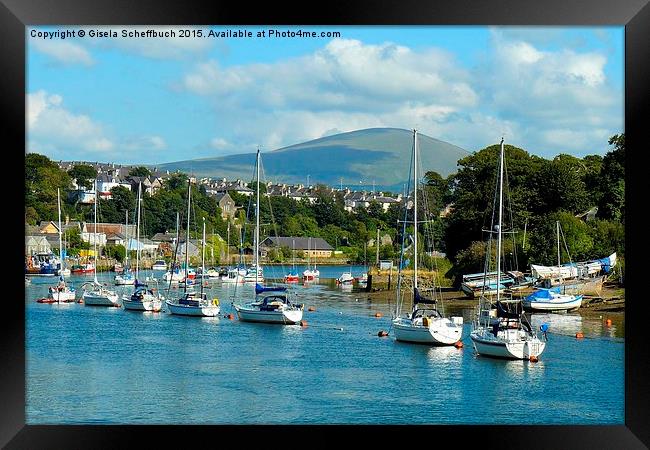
[123,296,163,312]
[83,292,120,307]
[166,300,220,317]
[393,317,463,345]
[470,329,546,359]
[47,289,76,302]
[234,304,303,324]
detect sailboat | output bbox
[469,139,546,360]
[166,180,220,317]
[59,229,71,278]
[284,238,300,283]
[114,209,135,285]
[122,182,163,312]
[42,188,76,303]
[392,129,464,345]
[232,149,304,324]
[81,180,120,307]
[162,213,185,285]
[523,221,583,312]
[222,225,246,284]
[302,237,319,281]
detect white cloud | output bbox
[31,39,94,66]
[27,90,115,157]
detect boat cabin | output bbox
[179,292,207,307]
[259,295,290,311]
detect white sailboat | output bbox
[122,182,163,312]
[302,237,319,281]
[523,221,583,312]
[222,226,246,284]
[45,188,76,303]
[82,180,120,307]
[232,148,304,324]
[469,139,546,360]
[114,209,135,285]
[392,129,463,345]
[166,180,220,317]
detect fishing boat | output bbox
[302,237,320,281]
[26,253,60,277]
[81,180,120,307]
[122,183,163,312]
[166,181,220,317]
[152,260,168,271]
[232,148,304,324]
[523,221,583,312]
[70,260,95,275]
[469,139,546,360]
[392,129,463,345]
[43,189,76,303]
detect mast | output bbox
[184,179,191,293]
[226,221,230,267]
[557,220,561,279]
[201,218,206,297]
[57,188,63,278]
[496,138,505,304]
[135,182,142,280]
[413,129,418,290]
[93,179,99,285]
[255,147,260,284]
[124,210,129,271]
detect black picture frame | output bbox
[4,0,649,447]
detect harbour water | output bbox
[26,267,624,424]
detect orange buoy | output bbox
[576,332,584,339]
[605,319,612,327]
[454,341,464,349]
[308,306,316,312]
[529,355,539,362]
[378,330,388,337]
[300,320,308,327]
[374,312,383,318]
[227,313,235,320]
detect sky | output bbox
[26,25,624,165]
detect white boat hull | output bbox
[114,277,135,285]
[392,317,463,345]
[234,304,303,324]
[470,329,546,360]
[48,289,76,301]
[83,291,120,307]
[123,295,163,312]
[166,300,220,317]
[523,295,583,312]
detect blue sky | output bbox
[27,25,624,165]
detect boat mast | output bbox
[124,210,129,271]
[255,147,260,284]
[226,221,230,267]
[136,182,142,281]
[496,138,505,304]
[413,129,418,292]
[93,179,99,285]
[184,179,191,294]
[201,218,206,298]
[57,188,63,278]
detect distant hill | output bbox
[156,128,469,186]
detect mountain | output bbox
[156,128,469,187]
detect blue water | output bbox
[25,267,624,424]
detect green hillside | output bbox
[157,128,469,185]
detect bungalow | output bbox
[38,220,82,235]
[126,237,159,257]
[260,236,334,258]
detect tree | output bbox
[129,166,152,177]
[68,164,97,190]
[598,134,625,222]
[25,153,71,223]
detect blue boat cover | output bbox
[414,288,436,305]
[526,287,561,300]
[255,283,288,295]
[597,257,612,273]
[135,279,147,288]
